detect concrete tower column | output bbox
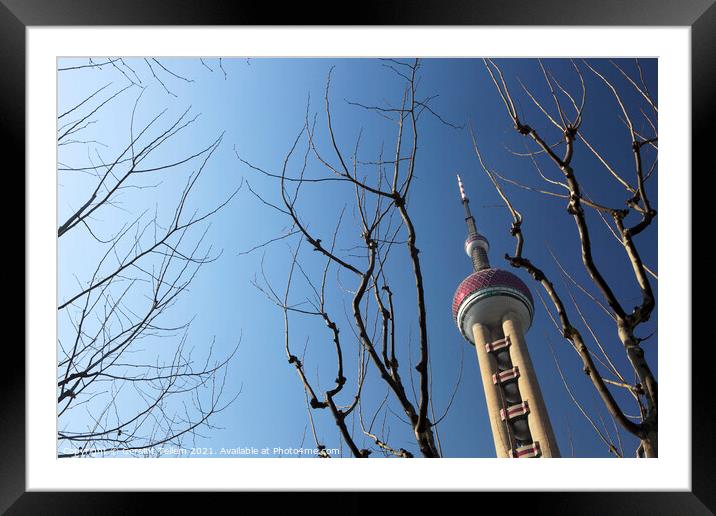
[502,312,560,458]
[471,322,511,458]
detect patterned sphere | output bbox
[453,268,534,343]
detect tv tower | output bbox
[452,175,560,458]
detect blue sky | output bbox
[57,57,657,458]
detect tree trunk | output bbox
[641,429,658,457]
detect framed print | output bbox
[3,0,712,513]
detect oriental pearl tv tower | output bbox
[453,175,560,458]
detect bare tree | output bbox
[57,61,240,457]
[57,57,229,98]
[473,58,658,457]
[238,60,462,457]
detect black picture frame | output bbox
[3,1,709,513]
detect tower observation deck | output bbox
[453,174,559,458]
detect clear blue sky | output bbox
[58,57,657,458]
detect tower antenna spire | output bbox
[457,173,490,271]
[457,173,468,202]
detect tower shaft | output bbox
[469,317,560,458]
[472,323,513,457]
[501,314,560,457]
